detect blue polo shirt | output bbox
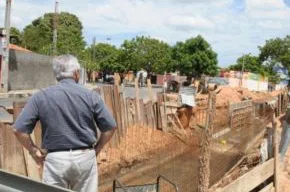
[14,79,116,151]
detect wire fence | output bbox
[0,85,287,192]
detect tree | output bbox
[228,54,266,75]
[259,36,290,70]
[22,12,85,56]
[90,43,121,72]
[10,27,22,45]
[258,36,290,83]
[119,36,173,75]
[79,49,99,82]
[172,35,218,77]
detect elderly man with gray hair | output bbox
[13,54,116,192]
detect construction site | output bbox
[1,0,290,192]
[0,69,290,192]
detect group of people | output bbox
[13,55,116,192]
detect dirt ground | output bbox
[98,125,201,191]
[97,87,282,191]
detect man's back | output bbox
[15,79,115,151]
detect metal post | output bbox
[1,0,12,92]
[92,36,96,61]
[241,54,245,88]
[53,1,59,55]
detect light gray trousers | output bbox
[42,149,97,192]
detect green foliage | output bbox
[228,54,265,74]
[172,35,218,77]
[10,27,22,45]
[120,36,173,74]
[79,49,99,72]
[259,36,290,70]
[22,12,85,56]
[228,54,281,83]
[89,43,121,72]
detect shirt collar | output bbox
[59,78,77,84]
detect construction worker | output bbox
[13,55,116,192]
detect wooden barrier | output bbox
[212,114,279,192]
[216,159,274,192]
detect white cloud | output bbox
[167,15,214,30]
[0,0,289,67]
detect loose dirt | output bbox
[98,125,201,191]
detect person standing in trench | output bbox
[13,54,116,192]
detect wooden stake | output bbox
[273,114,279,192]
[198,92,216,192]
[147,79,154,102]
[135,79,141,123]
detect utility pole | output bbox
[240,54,245,88]
[1,0,12,92]
[53,1,59,55]
[92,36,96,61]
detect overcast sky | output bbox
[1,0,290,67]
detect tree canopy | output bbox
[10,27,22,45]
[22,12,85,56]
[172,35,218,77]
[259,36,290,73]
[89,43,121,72]
[228,54,266,75]
[119,36,173,74]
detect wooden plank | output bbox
[22,132,41,180]
[147,79,154,102]
[119,92,127,135]
[156,93,163,129]
[258,182,274,192]
[160,105,168,132]
[217,158,274,192]
[135,79,141,122]
[102,86,115,117]
[144,101,154,128]
[113,85,122,144]
[102,86,117,147]
[126,98,137,126]
[153,102,158,130]
[0,123,4,168]
[273,116,279,192]
[2,124,27,176]
[139,99,145,124]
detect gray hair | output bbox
[53,54,81,81]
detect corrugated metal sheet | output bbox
[0,169,73,192]
[179,86,196,107]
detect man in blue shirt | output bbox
[13,55,116,192]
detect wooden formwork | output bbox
[229,100,254,130]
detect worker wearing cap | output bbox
[13,54,116,192]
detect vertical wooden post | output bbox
[273,114,279,192]
[198,92,216,192]
[135,79,141,123]
[147,79,154,102]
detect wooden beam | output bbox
[216,158,274,192]
[273,115,279,192]
[258,182,274,192]
[22,132,41,181]
[135,79,141,122]
[147,79,154,102]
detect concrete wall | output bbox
[8,50,56,90]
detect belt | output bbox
[47,146,94,153]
